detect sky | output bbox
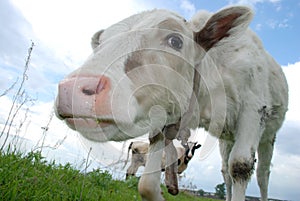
[0,0,299,200]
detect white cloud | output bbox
[228,0,281,7]
[4,0,152,103]
[282,62,300,122]
[11,0,149,67]
[266,18,289,29]
[255,23,262,30]
[269,148,300,200]
[269,0,280,3]
[179,0,196,18]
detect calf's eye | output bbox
[167,34,183,50]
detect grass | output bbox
[0,150,218,201]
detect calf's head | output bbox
[55,7,252,142]
[184,142,201,159]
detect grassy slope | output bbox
[0,151,217,201]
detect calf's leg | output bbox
[229,108,263,201]
[138,132,165,201]
[257,136,275,201]
[219,139,233,201]
[164,138,179,195]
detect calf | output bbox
[55,6,288,201]
[125,141,201,178]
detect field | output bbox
[0,150,218,201]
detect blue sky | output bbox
[0,0,300,200]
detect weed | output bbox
[0,150,216,201]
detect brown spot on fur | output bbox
[124,52,143,74]
[149,132,164,144]
[231,160,255,182]
[257,66,263,72]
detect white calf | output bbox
[124,141,201,178]
[55,6,288,201]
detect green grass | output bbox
[0,150,217,201]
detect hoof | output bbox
[167,186,179,195]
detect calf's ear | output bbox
[194,6,253,51]
[195,144,201,149]
[91,29,104,50]
[178,159,182,165]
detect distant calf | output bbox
[124,141,201,178]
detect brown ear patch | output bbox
[195,13,242,51]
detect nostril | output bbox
[82,88,96,96]
[81,76,110,96]
[96,76,108,94]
